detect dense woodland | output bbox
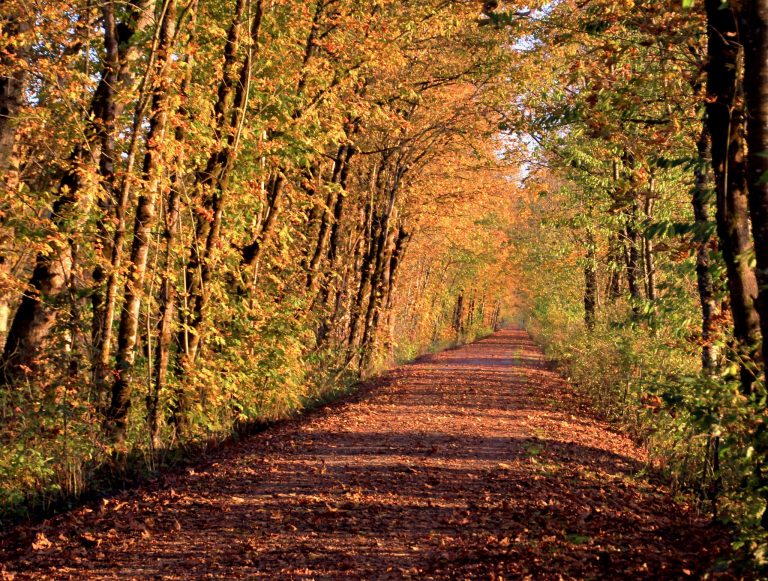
[2,0,768,566]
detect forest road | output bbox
[1,328,731,579]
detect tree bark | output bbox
[624,198,643,316]
[606,234,622,302]
[705,0,762,392]
[91,0,137,401]
[739,0,768,371]
[584,232,597,331]
[737,0,768,532]
[643,187,657,303]
[306,145,349,291]
[0,5,29,353]
[693,128,719,372]
[240,173,285,274]
[2,0,151,385]
[149,2,199,444]
[108,0,178,442]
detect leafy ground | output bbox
[0,329,733,579]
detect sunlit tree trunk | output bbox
[172,0,262,433]
[307,145,348,292]
[2,0,151,385]
[178,0,249,369]
[149,4,198,444]
[91,0,142,401]
[0,6,29,353]
[108,1,178,442]
[693,129,719,372]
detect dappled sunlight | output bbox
[0,330,728,578]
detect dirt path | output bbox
[1,328,730,579]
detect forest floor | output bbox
[0,328,733,579]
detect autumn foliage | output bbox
[0,0,514,518]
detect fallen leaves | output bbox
[31,533,52,551]
[0,330,732,578]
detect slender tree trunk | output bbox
[643,186,657,302]
[240,0,326,286]
[170,0,262,433]
[177,0,247,365]
[317,144,356,320]
[606,233,622,302]
[347,165,382,350]
[178,0,263,366]
[358,218,390,365]
[693,129,719,372]
[360,223,408,367]
[0,7,29,353]
[148,186,181,446]
[108,1,178,442]
[453,292,464,338]
[91,0,131,401]
[584,232,597,331]
[624,198,642,316]
[149,3,198,444]
[307,145,348,291]
[240,173,285,274]
[357,158,404,364]
[380,226,410,351]
[0,7,27,182]
[705,0,762,392]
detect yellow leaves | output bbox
[31,532,52,551]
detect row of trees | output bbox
[499,0,768,560]
[0,0,515,514]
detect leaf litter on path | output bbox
[0,329,732,579]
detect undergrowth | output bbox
[524,302,768,570]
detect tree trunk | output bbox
[149,3,199,443]
[347,164,384,350]
[453,292,464,338]
[624,198,642,316]
[107,1,178,442]
[584,232,597,331]
[2,0,151,385]
[91,0,134,401]
[737,0,768,532]
[240,173,285,275]
[739,0,768,372]
[705,0,762,392]
[643,186,657,302]
[177,0,263,369]
[0,7,29,354]
[306,146,346,291]
[606,234,622,302]
[693,128,719,372]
